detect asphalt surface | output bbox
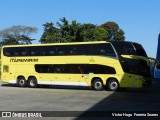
[0,79,160,120]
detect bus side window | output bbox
[50,51,55,55]
[5,52,10,56]
[59,51,64,55]
[14,51,19,56]
[53,65,65,73]
[31,51,35,55]
[69,46,76,55]
[100,49,106,55]
[35,64,53,73]
[21,52,27,56]
[66,65,81,74]
[70,50,74,55]
[77,66,84,74]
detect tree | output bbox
[57,17,83,42]
[40,18,83,43]
[81,24,108,41]
[99,22,125,41]
[40,22,63,43]
[93,27,108,41]
[0,25,37,46]
[81,23,96,42]
[40,18,125,43]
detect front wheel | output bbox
[28,77,38,88]
[92,78,104,91]
[107,79,119,91]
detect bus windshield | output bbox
[132,43,147,57]
[110,41,147,57]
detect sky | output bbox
[0,0,160,57]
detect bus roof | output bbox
[2,40,137,48]
[109,40,139,45]
[2,41,108,48]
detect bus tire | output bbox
[107,79,119,91]
[92,78,104,91]
[28,77,38,88]
[17,77,27,87]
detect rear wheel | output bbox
[107,79,119,91]
[17,77,27,87]
[92,78,104,91]
[28,77,38,88]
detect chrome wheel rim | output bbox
[95,81,102,90]
[110,81,118,90]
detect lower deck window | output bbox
[35,64,116,74]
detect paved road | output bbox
[0,79,160,120]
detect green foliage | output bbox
[40,18,125,43]
[0,25,38,46]
[57,17,83,42]
[40,22,63,43]
[93,27,108,41]
[99,22,125,41]
[81,24,96,42]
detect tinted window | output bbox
[81,44,116,57]
[120,58,150,77]
[3,43,116,57]
[81,64,116,74]
[35,64,116,74]
[132,43,147,57]
[28,46,41,56]
[3,47,27,56]
[35,64,53,73]
[66,64,81,73]
[111,42,136,55]
[52,65,65,73]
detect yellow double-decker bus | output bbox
[1,41,151,91]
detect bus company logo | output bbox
[2,112,11,117]
[1,112,42,118]
[10,58,38,62]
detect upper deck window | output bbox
[3,43,116,57]
[111,42,136,55]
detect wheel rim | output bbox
[110,81,118,90]
[19,79,25,86]
[30,79,35,87]
[29,78,37,87]
[95,81,103,90]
